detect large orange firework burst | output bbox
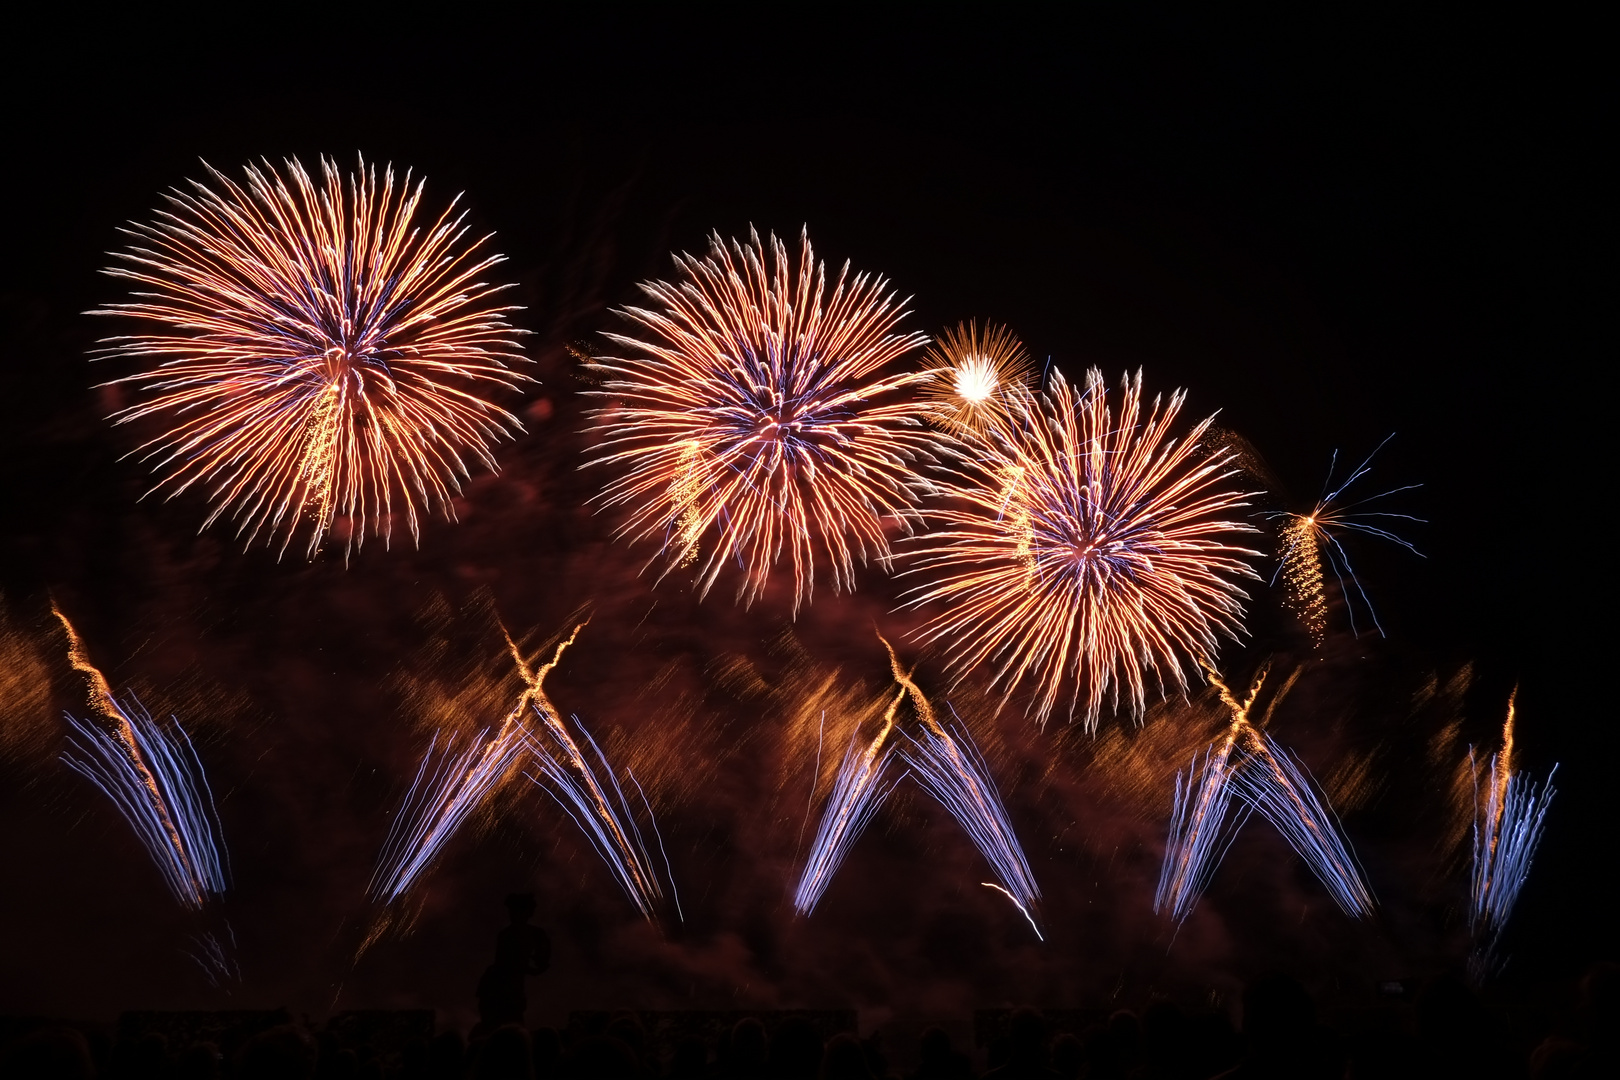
[585,228,934,612]
[921,320,1034,436]
[903,368,1259,729]
[93,156,529,559]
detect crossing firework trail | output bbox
[1156,663,1373,925]
[794,636,1039,934]
[371,620,673,920]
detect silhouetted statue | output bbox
[984,1008,1060,1078]
[476,893,552,1032]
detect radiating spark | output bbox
[1469,692,1556,974]
[904,367,1260,730]
[921,321,1033,436]
[371,619,674,921]
[1156,664,1373,925]
[186,924,241,988]
[584,227,935,613]
[92,155,529,560]
[54,605,228,910]
[1268,434,1423,641]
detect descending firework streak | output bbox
[1270,434,1423,642]
[921,321,1034,437]
[93,155,529,559]
[905,367,1260,730]
[53,605,229,910]
[1155,663,1373,926]
[794,637,1040,937]
[1468,692,1556,975]
[584,228,936,613]
[370,620,677,922]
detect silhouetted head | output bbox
[918,1027,952,1067]
[174,1041,222,1080]
[819,1033,873,1080]
[768,1016,823,1079]
[428,1030,466,1080]
[529,1027,561,1078]
[474,1025,532,1080]
[1241,975,1315,1050]
[1415,973,1488,1047]
[236,1025,316,1080]
[1050,1032,1083,1078]
[1007,1007,1049,1066]
[728,1017,767,1071]
[669,1037,708,1079]
[1580,961,1620,1047]
[2,1027,95,1080]
[505,892,537,924]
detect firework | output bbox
[921,321,1033,436]
[794,689,907,915]
[54,606,229,910]
[584,228,934,613]
[904,367,1260,730]
[1156,664,1373,925]
[1269,434,1423,641]
[93,155,529,559]
[795,636,1039,933]
[371,620,675,921]
[1469,693,1556,972]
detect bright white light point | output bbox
[953,357,1000,403]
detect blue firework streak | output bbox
[63,696,230,910]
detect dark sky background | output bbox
[0,10,1609,1034]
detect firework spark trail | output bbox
[903,718,1042,931]
[1228,732,1376,917]
[53,605,228,910]
[880,635,1041,927]
[93,155,529,560]
[371,620,673,920]
[792,696,907,916]
[1469,693,1556,961]
[522,718,676,921]
[1269,434,1423,641]
[368,727,527,904]
[585,228,935,613]
[1154,742,1252,926]
[904,367,1260,730]
[1156,664,1373,924]
[921,321,1033,437]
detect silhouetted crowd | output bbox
[2,962,1616,1080]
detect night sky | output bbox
[0,11,1608,1030]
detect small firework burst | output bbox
[904,368,1260,730]
[584,228,934,613]
[1269,435,1423,642]
[921,321,1034,436]
[94,155,529,559]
